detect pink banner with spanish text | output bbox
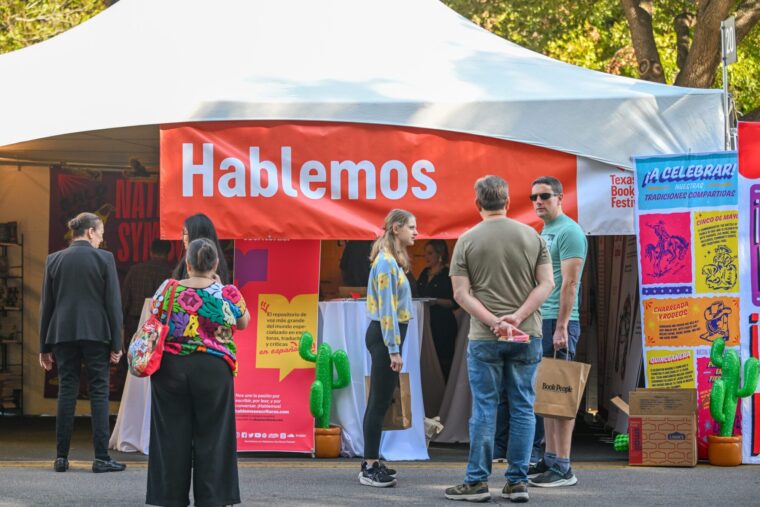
[233,240,320,452]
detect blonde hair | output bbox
[370,209,415,271]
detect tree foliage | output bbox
[0,0,109,54]
[444,0,760,117]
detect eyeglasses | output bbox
[529,192,559,202]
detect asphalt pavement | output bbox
[1,417,758,506]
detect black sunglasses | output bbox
[529,192,559,202]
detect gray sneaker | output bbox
[444,482,490,502]
[502,481,530,502]
[529,466,578,488]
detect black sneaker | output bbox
[359,460,397,479]
[444,482,490,502]
[527,459,549,479]
[378,461,397,478]
[92,458,127,473]
[528,465,577,488]
[53,457,69,472]
[502,481,529,503]
[359,461,396,488]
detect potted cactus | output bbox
[708,337,759,466]
[298,331,351,458]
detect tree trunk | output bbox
[675,0,732,87]
[620,0,666,82]
[736,0,760,43]
[674,12,696,71]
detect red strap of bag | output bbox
[160,280,181,325]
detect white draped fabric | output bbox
[109,299,152,455]
[109,298,472,457]
[319,300,430,460]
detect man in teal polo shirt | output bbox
[528,176,587,488]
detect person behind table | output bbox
[121,239,172,351]
[146,238,251,507]
[39,211,126,474]
[172,213,231,284]
[417,239,458,381]
[340,240,373,287]
[360,209,418,488]
[444,175,553,503]
[527,175,587,488]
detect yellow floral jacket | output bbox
[366,251,413,354]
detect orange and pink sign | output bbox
[233,239,320,452]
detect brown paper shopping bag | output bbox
[533,357,591,419]
[365,372,412,430]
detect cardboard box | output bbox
[611,388,697,467]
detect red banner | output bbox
[233,239,320,452]
[739,122,760,178]
[160,122,577,239]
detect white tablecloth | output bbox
[319,300,430,460]
[109,299,152,455]
[109,298,449,457]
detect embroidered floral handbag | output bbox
[127,280,180,377]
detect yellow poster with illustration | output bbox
[645,349,696,388]
[693,210,739,294]
[642,296,740,347]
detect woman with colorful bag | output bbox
[146,238,250,507]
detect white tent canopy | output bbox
[0,0,723,169]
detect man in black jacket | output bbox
[39,212,126,474]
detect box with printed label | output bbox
[611,388,697,467]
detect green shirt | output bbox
[540,213,587,321]
[450,217,550,339]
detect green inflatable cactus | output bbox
[613,433,629,452]
[299,331,351,429]
[709,337,760,437]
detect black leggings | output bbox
[362,320,408,460]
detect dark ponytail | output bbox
[67,212,101,238]
[186,238,218,274]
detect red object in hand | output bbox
[496,324,530,343]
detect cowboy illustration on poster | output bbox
[638,212,692,286]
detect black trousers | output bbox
[52,341,111,460]
[147,353,240,507]
[362,320,407,460]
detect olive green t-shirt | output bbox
[450,217,550,340]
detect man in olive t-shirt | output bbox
[444,175,554,503]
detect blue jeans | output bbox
[465,338,542,485]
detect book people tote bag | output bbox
[534,356,591,419]
[127,280,179,377]
[365,372,412,430]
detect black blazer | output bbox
[39,240,123,353]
